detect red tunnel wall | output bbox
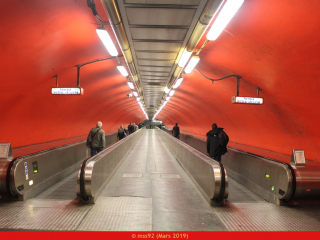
[0,0,145,154]
[0,0,319,162]
[159,0,320,162]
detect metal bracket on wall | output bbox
[194,69,262,98]
[53,74,59,88]
[74,56,122,88]
[256,87,262,97]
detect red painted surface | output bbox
[0,0,144,153]
[161,0,320,162]
[0,0,319,162]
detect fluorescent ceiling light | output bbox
[166,97,170,101]
[127,82,134,90]
[178,49,193,67]
[136,97,140,101]
[96,28,119,56]
[185,56,200,73]
[133,91,138,97]
[169,90,175,97]
[117,65,128,77]
[164,87,170,94]
[206,0,244,41]
[172,78,184,89]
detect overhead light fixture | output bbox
[136,97,140,101]
[117,65,128,77]
[178,49,193,67]
[96,28,119,56]
[185,56,200,73]
[169,90,175,97]
[133,91,138,97]
[172,78,184,89]
[164,87,170,94]
[206,0,244,41]
[127,81,134,90]
[166,97,170,101]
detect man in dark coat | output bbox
[128,122,134,134]
[172,123,180,139]
[206,123,228,162]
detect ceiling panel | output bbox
[126,8,196,26]
[140,72,170,77]
[136,52,178,60]
[133,42,182,52]
[124,0,201,5]
[130,28,188,41]
[137,59,174,66]
[139,66,172,72]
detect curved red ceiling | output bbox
[0,0,319,162]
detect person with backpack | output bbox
[206,123,229,162]
[172,123,180,139]
[117,124,126,141]
[86,121,106,156]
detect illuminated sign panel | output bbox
[232,96,263,104]
[51,88,83,95]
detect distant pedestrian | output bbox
[172,123,180,139]
[206,123,229,162]
[128,122,134,134]
[133,123,139,132]
[86,121,106,156]
[117,125,126,141]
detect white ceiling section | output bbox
[107,0,209,118]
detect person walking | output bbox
[133,123,139,132]
[172,123,180,139]
[128,122,134,134]
[206,123,229,162]
[117,125,126,141]
[86,121,106,156]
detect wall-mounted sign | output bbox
[291,149,306,166]
[51,88,83,95]
[0,143,12,160]
[232,96,263,104]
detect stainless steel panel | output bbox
[126,8,196,26]
[6,132,117,200]
[156,129,227,204]
[0,160,10,195]
[293,166,320,199]
[78,129,145,203]
[131,28,188,41]
[161,129,304,205]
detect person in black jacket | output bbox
[172,123,180,139]
[206,123,228,162]
[128,122,134,134]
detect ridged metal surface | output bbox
[0,199,92,230]
[77,197,152,231]
[214,202,320,231]
[36,171,78,200]
[160,174,180,178]
[2,130,320,231]
[123,173,143,178]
